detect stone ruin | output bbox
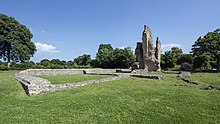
[135,25,161,72]
[14,69,163,96]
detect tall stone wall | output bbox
[135,25,161,72]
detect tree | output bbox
[191,29,220,71]
[112,47,135,68]
[170,47,183,62]
[177,54,193,65]
[40,59,50,67]
[51,59,63,65]
[96,44,114,68]
[161,47,183,69]
[193,55,211,71]
[95,44,135,68]
[0,13,36,66]
[73,54,92,66]
[161,51,176,68]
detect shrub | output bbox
[0,64,9,71]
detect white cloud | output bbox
[34,42,60,53]
[41,30,45,33]
[161,43,182,49]
[117,46,128,49]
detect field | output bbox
[0,71,220,123]
[40,74,114,84]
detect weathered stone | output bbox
[14,69,163,96]
[135,25,161,72]
[178,71,192,78]
[180,62,193,71]
[135,42,144,69]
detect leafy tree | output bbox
[66,60,73,69]
[191,29,220,71]
[40,59,50,67]
[16,61,35,69]
[51,59,63,65]
[95,44,135,68]
[161,47,183,69]
[170,47,183,62]
[112,47,135,68]
[73,54,92,66]
[0,13,36,66]
[161,51,176,68]
[96,44,114,68]
[177,54,193,64]
[193,55,211,71]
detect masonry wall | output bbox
[19,69,131,76]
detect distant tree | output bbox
[112,47,135,68]
[161,47,183,68]
[40,59,50,67]
[170,47,183,62]
[66,60,73,68]
[0,13,36,67]
[73,54,92,66]
[193,55,211,71]
[177,54,193,64]
[191,29,220,71]
[161,51,176,68]
[51,59,63,65]
[91,59,98,68]
[96,44,114,68]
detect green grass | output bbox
[187,72,220,87]
[0,71,220,123]
[40,74,114,84]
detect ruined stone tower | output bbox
[135,25,161,72]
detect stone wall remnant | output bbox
[14,69,163,96]
[135,25,161,72]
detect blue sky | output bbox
[1,0,220,62]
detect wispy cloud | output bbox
[41,30,45,33]
[34,42,60,53]
[161,43,182,49]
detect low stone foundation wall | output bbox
[19,69,123,76]
[14,69,163,96]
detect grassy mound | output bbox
[40,74,114,84]
[0,71,219,123]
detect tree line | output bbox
[0,44,135,70]
[1,13,220,71]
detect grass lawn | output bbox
[0,71,220,123]
[187,72,220,87]
[40,74,114,84]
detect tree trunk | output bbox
[7,46,11,68]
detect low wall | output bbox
[19,69,125,76]
[14,69,163,96]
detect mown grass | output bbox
[187,72,220,87]
[40,74,114,84]
[0,71,220,123]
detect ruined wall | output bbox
[14,69,162,96]
[135,42,144,69]
[135,25,161,72]
[19,69,131,76]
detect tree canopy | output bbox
[74,54,92,66]
[191,29,220,71]
[0,13,36,66]
[161,47,183,69]
[96,44,135,68]
[96,44,114,68]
